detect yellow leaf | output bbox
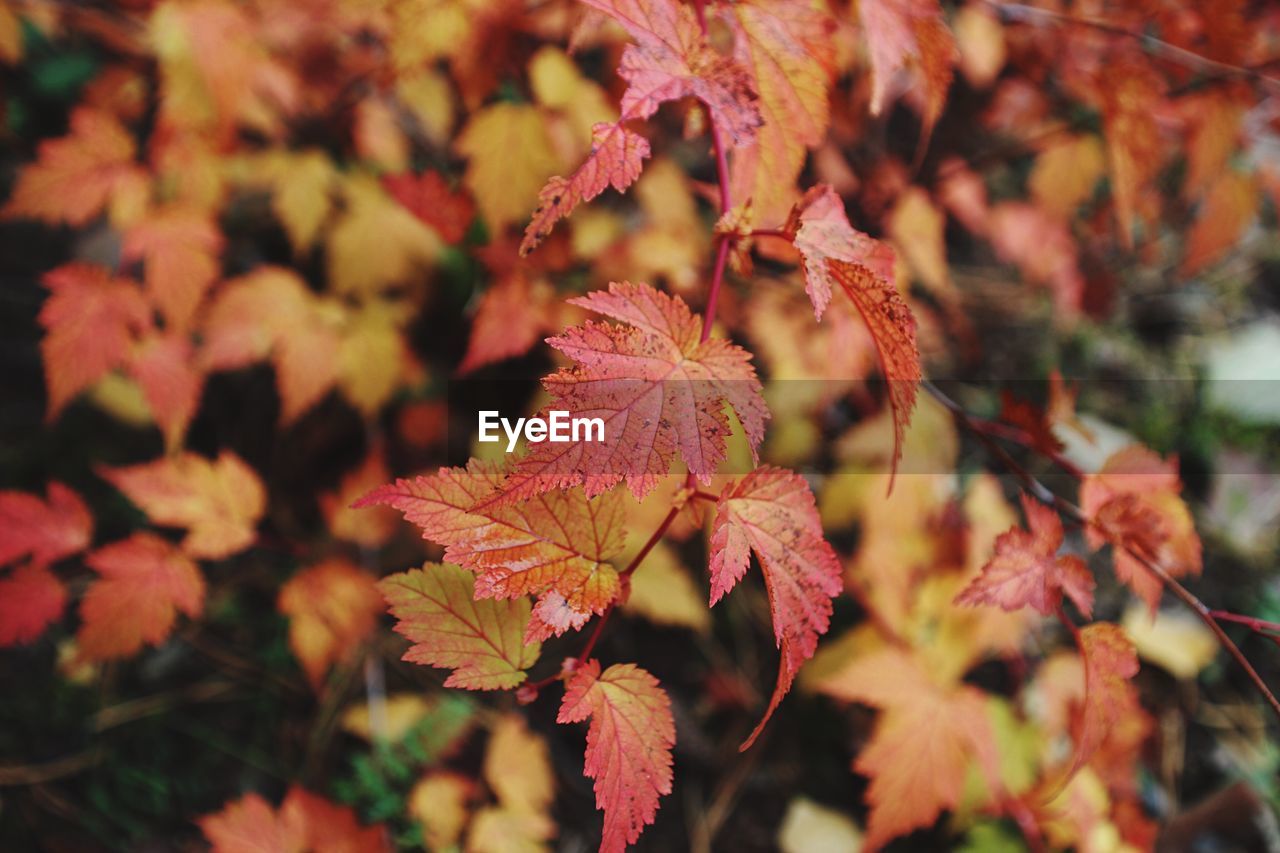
[455,103,557,232]
[0,1,23,64]
[486,715,555,817]
[341,694,433,742]
[327,174,439,296]
[408,772,471,850]
[1029,135,1105,220]
[336,301,409,416]
[1121,604,1219,679]
[953,4,1005,88]
[354,98,410,172]
[777,798,862,853]
[622,541,710,633]
[888,187,951,298]
[263,150,335,253]
[396,70,455,146]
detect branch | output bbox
[923,379,1280,723]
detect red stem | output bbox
[694,0,733,343]
[1211,611,1280,637]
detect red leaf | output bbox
[39,263,152,419]
[521,122,650,255]
[857,0,956,140]
[557,660,674,853]
[708,466,841,749]
[199,786,389,853]
[78,533,205,661]
[493,281,768,503]
[379,562,542,690]
[357,461,625,621]
[956,492,1095,617]
[0,482,93,567]
[0,564,68,647]
[383,171,475,244]
[99,450,266,559]
[458,272,556,374]
[787,185,896,318]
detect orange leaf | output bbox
[379,562,542,690]
[122,207,223,333]
[0,482,93,567]
[201,267,340,423]
[494,281,768,502]
[557,660,674,853]
[708,466,841,749]
[38,263,152,419]
[358,460,625,621]
[278,558,383,690]
[858,0,956,140]
[0,564,68,647]
[199,786,388,853]
[2,107,146,226]
[1102,62,1164,248]
[383,170,475,245]
[1181,171,1258,275]
[521,121,650,255]
[457,272,556,374]
[128,332,204,450]
[956,492,1095,617]
[1080,445,1201,613]
[816,648,1000,849]
[723,0,836,220]
[1070,623,1140,779]
[100,450,266,559]
[78,533,204,660]
[318,448,399,548]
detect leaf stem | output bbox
[923,379,1280,723]
[694,0,733,343]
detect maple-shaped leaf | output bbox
[708,466,841,749]
[0,482,93,567]
[815,647,1000,849]
[1080,445,1201,613]
[1071,622,1140,778]
[99,450,266,559]
[39,264,152,419]
[128,332,204,451]
[278,559,384,689]
[722,0,836,220]
[857,0,956,141]
[494,281,768,503]
[383,170,476,245]
[557,660,674,853]
[2,107,147,226]
[786,186,920,478]
[0,564,68,647]
[201,266,340,423]
[78,533,204,660]
[1102,61,1164,249]
[379,562,542,690]
[358,459,626,617]
[121,207,223,333]
[582,0,761,143]
[956,493,1095,617]
[199,786,389,853]
[458,271,557,374]
[521,121,650,255]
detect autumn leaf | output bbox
[1182,171,1258,275]
[521,121,650,255]
[1080,445,1201,613]
[456,102,558,232]
[815,647,1001,849]
[0,564,68,647]
[722,0,836,220]
[100,450,266,559]
[709,466,840,749]
[380,562,542,690]
[199,786,388,853]
[359,460,626,620]
[383,170,476,245]
[318,447,400,548]
[0,482,93,567]
[278,559,383,689]
[956,492,1095,617]
[409,773,471,850]
[1070,623,1140,779]
[557,660,674,853]
[1102,61,1164,248]
[121,207,223,333]
[857,0,956,140]
[201,266,340,423]
[39,263,152,419]
[78,533,204,660]
[458,271,557,374]
[2,107,146,227]
[494,281,768,503]
[581,0,761,144]
[128,332,204,450]
[786,186,920,478]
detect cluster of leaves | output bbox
[1,0,1278,849]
